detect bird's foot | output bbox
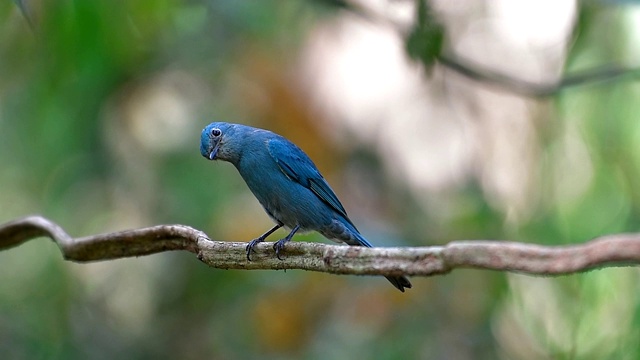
[273,238,290,260]
[273,224,300,260]
[246,223,284,261]
[245,238,264,261]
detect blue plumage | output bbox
[200,122,411,292]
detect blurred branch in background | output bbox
[3,215,640,277]
[334,0,640,97]
[13,0,639,98]
[438,54,640,97]
[12,0,34,29]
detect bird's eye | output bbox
[211,128,222,137]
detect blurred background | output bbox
[1,0,640,358]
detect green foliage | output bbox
[405,0,444,69]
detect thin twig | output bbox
[339,0,640,97]
[438,54,640,97]
[1,215,640,277]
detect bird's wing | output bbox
[267,137,350,220]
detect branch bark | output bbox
[1,215,640,277]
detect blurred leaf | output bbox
[309,0,351,11]
[405,0,444,70]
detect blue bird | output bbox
[200,122,412,292]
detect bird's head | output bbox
[201,122,247,163]
[201,122,228,161]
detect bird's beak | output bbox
[208,142,220,160]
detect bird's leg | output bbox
[246,222,283,261]
[273,224,301,260]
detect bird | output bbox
[200,122,412,292]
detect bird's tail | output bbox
[351,231,412,292]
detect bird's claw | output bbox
[245,239,262,261]
[273,239,287,260]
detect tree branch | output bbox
[336,0,640,97]
[1,215,640,277]
[438,54,640,98]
